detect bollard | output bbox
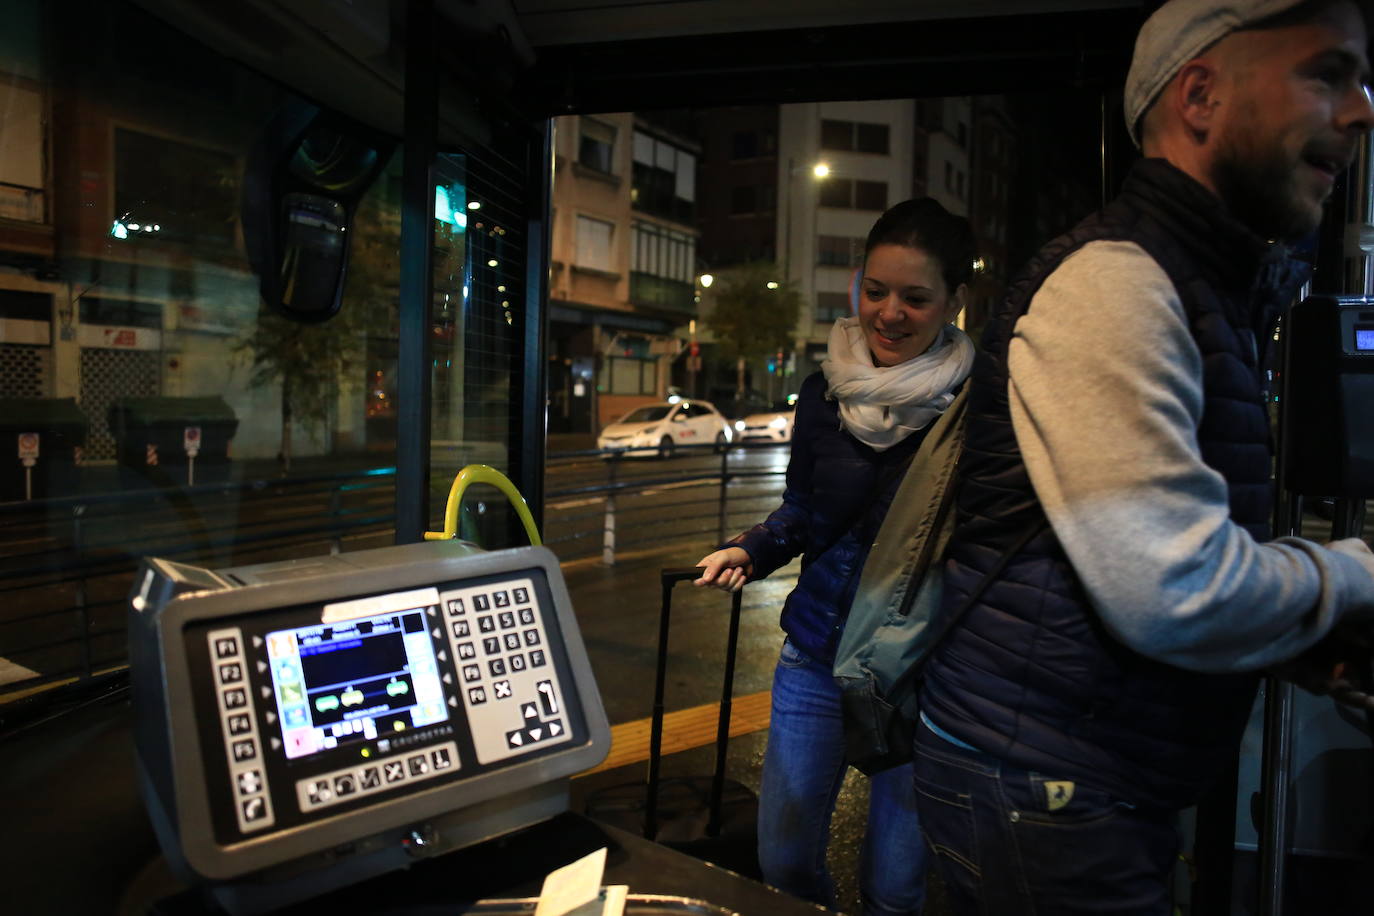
[602,452,618,566]
[716,438,730,543]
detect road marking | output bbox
[548,496,605,510]
[639,480,713,497]
[577,690,771,776]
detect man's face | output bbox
[1209,1,1374,240]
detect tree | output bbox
[703,262,802,396]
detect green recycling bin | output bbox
[0,398,87,502]
[108,396,239,489]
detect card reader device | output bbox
[129,540,609,912]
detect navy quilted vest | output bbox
[921,159,1310,810]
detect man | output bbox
[912,2,1374,913]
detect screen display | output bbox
[1356,326,1374,352]
[267,607,447,761]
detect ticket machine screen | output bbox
[1356,326,1374,352]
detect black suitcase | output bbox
[584,567,761,879]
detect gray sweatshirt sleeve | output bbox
[1007,240,1374,673]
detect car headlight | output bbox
[769,416,788,429]
[734,420,745,431]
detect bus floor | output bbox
[567,699,957,916]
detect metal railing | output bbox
[544,439,790,565]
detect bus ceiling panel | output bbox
[516,7,1142,115]
[511,0,1141,48]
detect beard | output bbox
[1210,129,1328,242]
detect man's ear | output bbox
[1174,59,1222,140]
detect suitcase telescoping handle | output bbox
[646,567,745,841]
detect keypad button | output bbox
[518,608,535,625]
[523,629,540,647]
[530,649,547,667]
[503,633,521,651]
[482,637,501,655]
[237,769,263,796]
[307,779,334,805]
[513,587,529,604]
[493,679,513,699]
[334,774,357,796]
[360,766,381,790]
[452,621,470,638]
[478,616,496,633]
[432,747,454,770]
[489,658,507,677]
[408,754,430,777]
[509,654,526,672]
[494,590,510,608]
[242,796,269,822]
[473,594,490,611]
[383,761,406,783]
[498,611,515,630]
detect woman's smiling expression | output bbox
[859,244,965,367]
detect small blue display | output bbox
[1357,327,1374,352]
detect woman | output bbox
[694,198,976,916]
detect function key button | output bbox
[478,616,496,633]
[236,769,263,796]
[467,686,487,705]
[432,747,454,770]
[503,633,521,652]
[360,766,381,790]
[493,679,513,699]
[473,594,490,611]
[493,590,510,608]
[242,796,269,822]
[223,688,248,709]
[509,654,526,672]
[462,664,481,682]
[518,608,535,625]
[523,629,540,647]
[446,598,465,616]
[452,621,470,638]
[457,642,476,659]
[384,761,406,783]
[529,649,547,668]
[307,779,334,805]
[482,637,501,655]
[488,658,507,677]
[513,587,529,604]
[227,713,252,735]
[232,738,258,762]
[334,774,357,797]
[213,636,240,659]
[498,611,515,630]
[218,662,244,684]
[407,754,430,777]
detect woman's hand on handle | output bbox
[694,547,752,593]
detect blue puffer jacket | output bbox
[728,370,932,664]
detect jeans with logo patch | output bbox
[912,718,1180,915]
[759,638,928,916]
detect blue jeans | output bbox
[912,719,1180,915]
[759,639,928,916]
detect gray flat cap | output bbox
[1124,0,1310,145]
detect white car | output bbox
[597,400,733,457]
[734,406,795,443]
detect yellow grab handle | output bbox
[424,464,542,546]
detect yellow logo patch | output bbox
[1045,780,1075,812]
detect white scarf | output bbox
[821,316,975,452]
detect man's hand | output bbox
[694,547,752,593]
[1270,625,1374,712]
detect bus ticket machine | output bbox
[128,541,610,914]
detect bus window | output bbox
[0,0,532,690]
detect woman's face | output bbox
[859,244,966,368]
